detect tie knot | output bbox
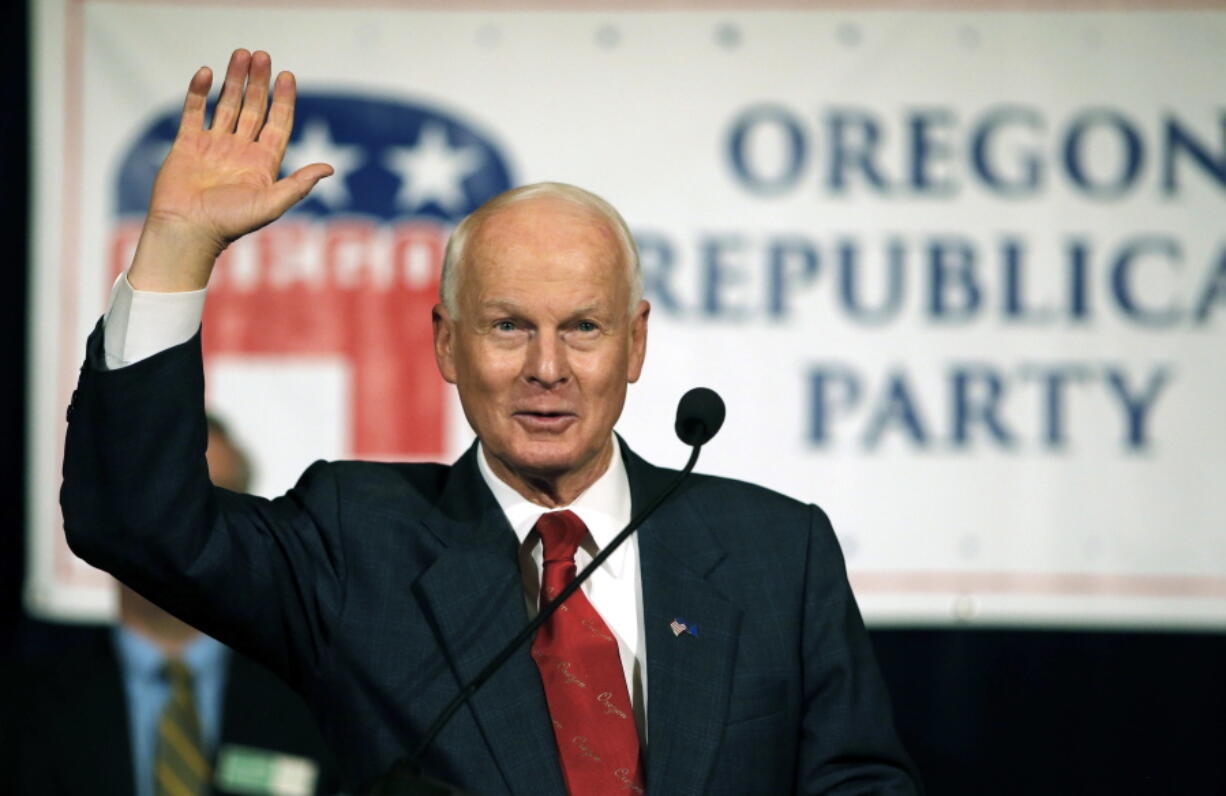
[162,658,194,688]
[534,510,587,564]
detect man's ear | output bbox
[626,299,650,384]
[432,304,458,384]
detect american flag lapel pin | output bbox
[670,618,698,637]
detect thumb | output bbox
[266,163,335,218]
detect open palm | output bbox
[133,50,331,290]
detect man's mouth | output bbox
[513,411,578,431]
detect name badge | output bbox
[215,743,319,796]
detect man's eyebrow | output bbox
[478,300,525,314]
[568,303,607,317]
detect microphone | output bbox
[675,387,726,447]
[369,389,726,794]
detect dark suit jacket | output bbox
[62,323,921,794]
[12,628,340,795]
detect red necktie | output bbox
[530,510,645,795]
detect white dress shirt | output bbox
[103,273,207,370]
[101,271,650,734]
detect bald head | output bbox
[440,182,642,318]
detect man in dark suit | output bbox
[13,623,341,796]
[21,417,340,796]
[61,49,921,793]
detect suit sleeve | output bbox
[795,505,924,794]
[61,320,347,686]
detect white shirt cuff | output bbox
[102,272,207,370]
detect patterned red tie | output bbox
[531,510,645,795]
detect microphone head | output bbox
[675,387,726,447]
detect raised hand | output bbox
[128,49,333,292]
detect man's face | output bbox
[433,197,649,491]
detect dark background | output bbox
[3,4,1224,793]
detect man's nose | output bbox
[524,331,570,387]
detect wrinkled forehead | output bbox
[462,197,628,291]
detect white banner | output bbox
[29,1,1226,627]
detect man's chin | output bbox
[492,436,606,481]
[502,448,582,480]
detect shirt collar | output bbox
[476,437,633,576]
[113,625,228,680]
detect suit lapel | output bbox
[414,444,565,796]
[624,446,740,795]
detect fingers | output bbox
[266,163,334,218]
[178,66,212,135]
[210,49,251,133]
[235,50,272,140]
[258,71,297,155]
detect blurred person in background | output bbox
[15,416,341,796]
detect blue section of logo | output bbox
[116,93,515,223]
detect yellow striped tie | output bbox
[155,659,211,796]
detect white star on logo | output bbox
[384,123,483,214]
[283,120,364,209]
